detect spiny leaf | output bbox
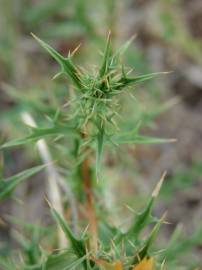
[137,213,166,261]
[50,207,87,269]
[111,132,176,145]
[126,72,166,84]
[128,198,154,238]
[31,34,82,88]
[0,124,76,149]
[112,35,136,64]
[128,173,166,238]
[0,165,46,200]
[41,250,72,270]
[43,251,88,270]
[99,32,112,77]
[62,254,89,270]
[116,72,168,90]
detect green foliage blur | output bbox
[0,0,202,269]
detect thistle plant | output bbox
[0,33,199,270]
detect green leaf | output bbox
[112,131,176,145]
[99,32,112,77]
[99,221,122,248]
[116,72,167,90]
[0,124,76,149]
[112,35,136,64]
[128,198,155,238]
[137,213,166,261]
[124,72,163,84]
[128,173,165,238]
[0,165,45,200]
[31,34,82,88]
[50,207,87,269]
[42,251,71,270]
[42,250,87,270]
[62,255,89,270]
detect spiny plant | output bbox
[0,33,199,270]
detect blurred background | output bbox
[0,0,202,267]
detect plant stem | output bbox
[81,135,98,252]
